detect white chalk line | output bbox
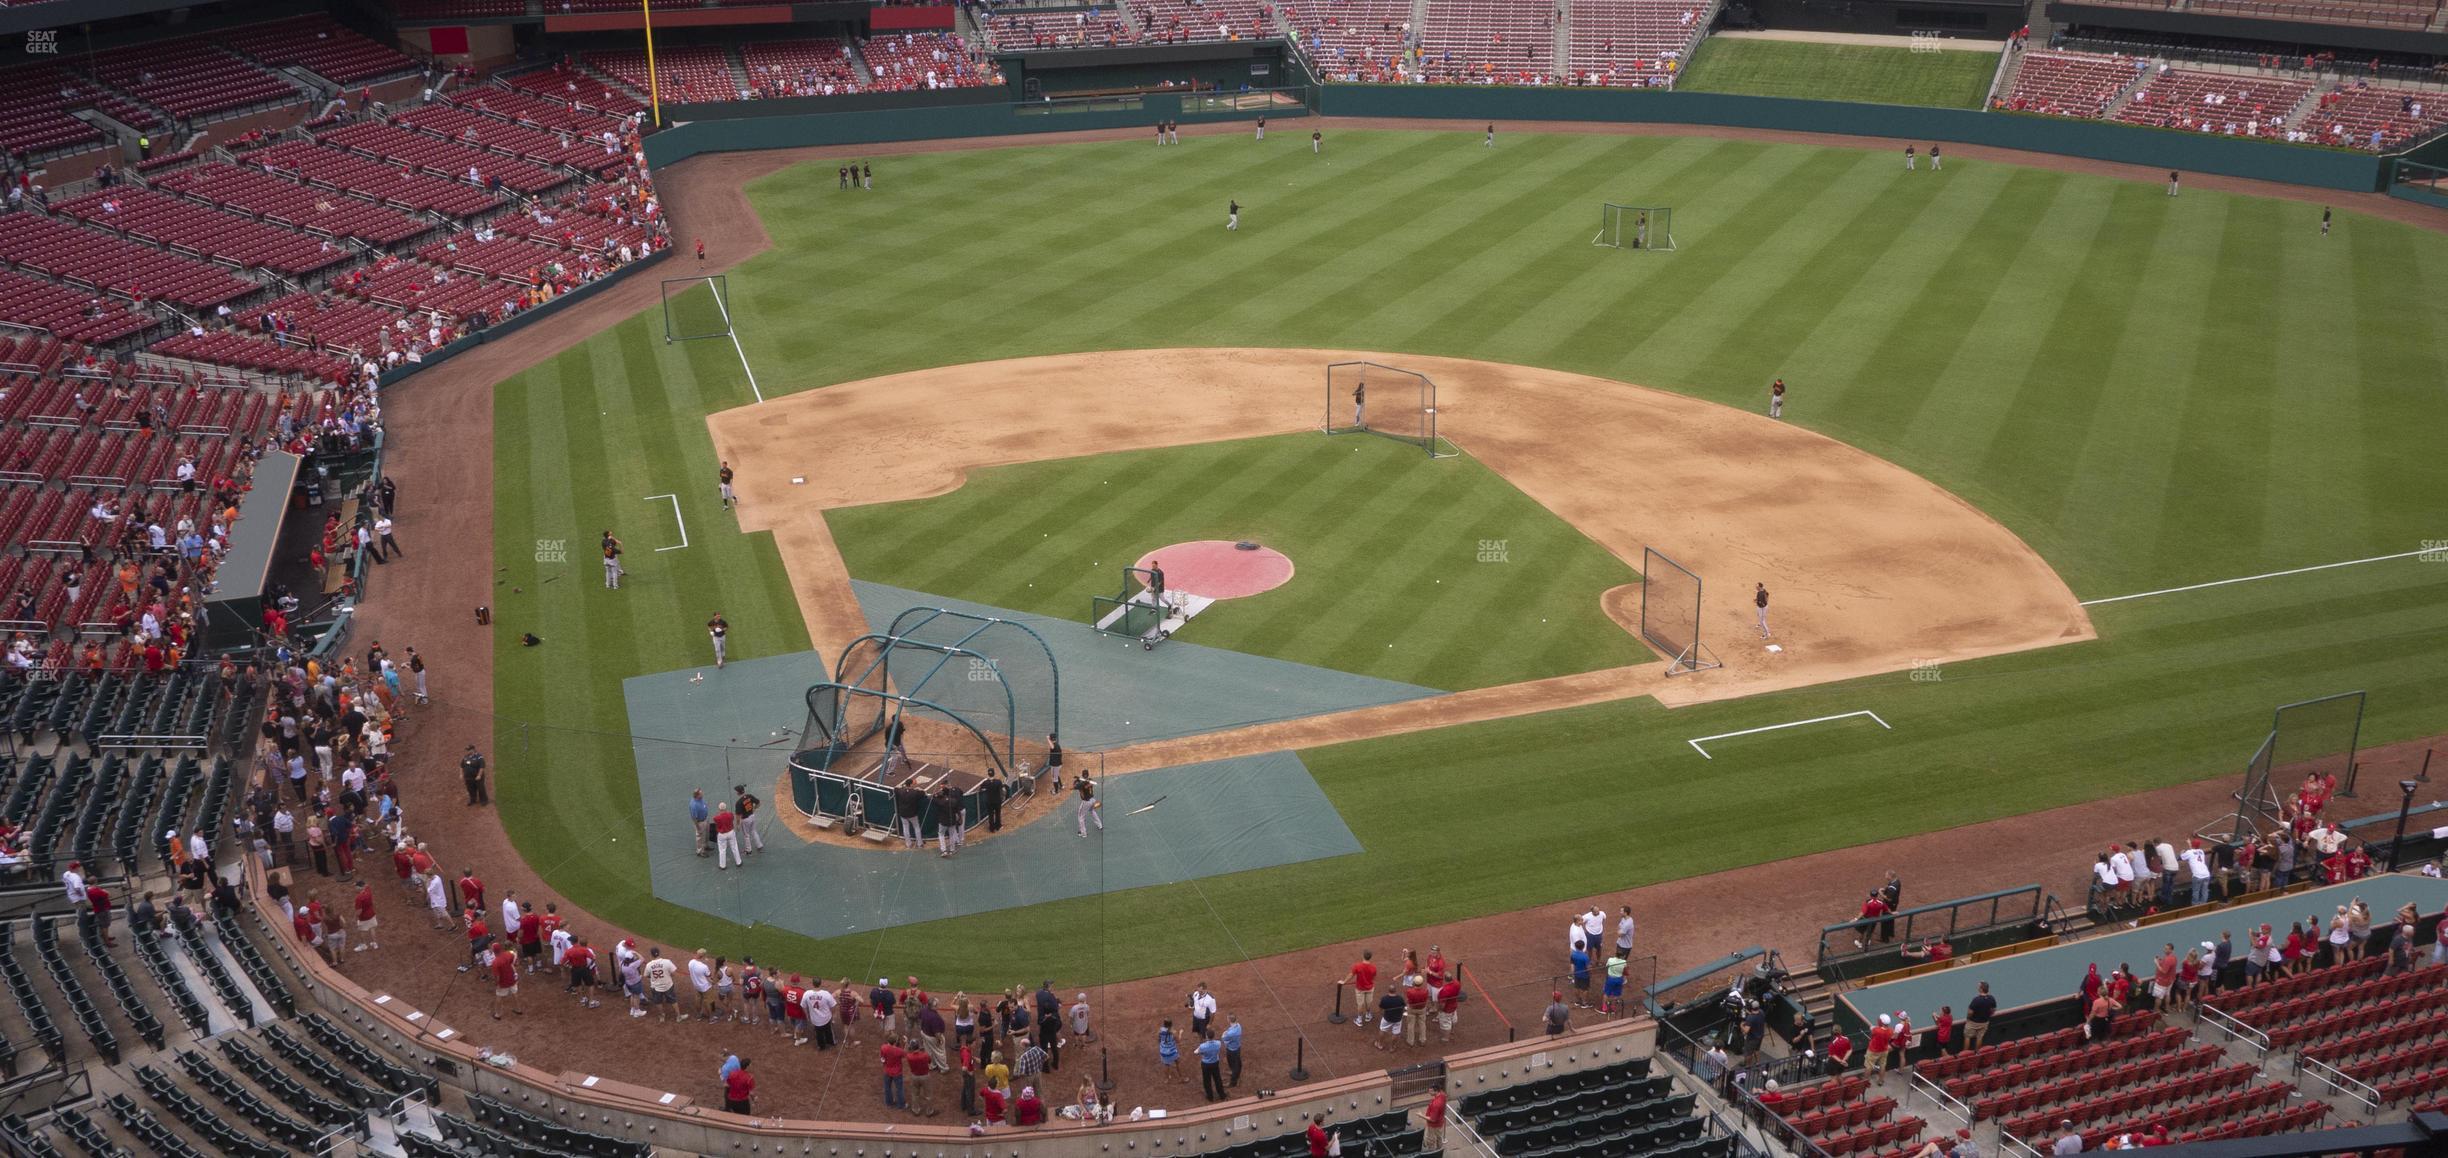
[1688,710,1890,760]
[2079,548,2436,607]
[646,493,687,551]
[710,279,762,403]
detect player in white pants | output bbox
[1227,200,1239,230]
[1076,778,1103,837]
[1754,583,1772,638]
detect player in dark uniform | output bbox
[717,461,736,509]
[1754,583,1771,638]
[1352,379,1365,429]
[1769,378,1785,419]
[839,165,849,189]
[1256,116,1266,141]
[1227,199,1239,231]
[862,162,872,190]
[2320,207,2331,236]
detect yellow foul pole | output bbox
[641,0,662,127]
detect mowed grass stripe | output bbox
[1280,136,1663,340]
[1813,166,2066,448]
[1971,181,2167,564]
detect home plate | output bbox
[1765,644,1784,653]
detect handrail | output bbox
[2297,1054,2379,1113]
[2196,1004,2271,1054]
[1907,1068,1975,1123]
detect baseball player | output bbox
[1227,200,1239,231]
[708,612,729,668]
[1311,129,1322,154]
[1485,123,1495,148]
[717,461,736,509]
[1929,144,1942,171]
[1075,775,1103,837]
[1904,145,1916,171]
[601,532,624,589]
[2320,207,2331,237]
[1352,379,1366,428]
[2168,170,2180,197]
[1769,378,1785,419]
[1255,116,1265,141]
[1754,583,1771,638]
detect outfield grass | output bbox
[827,433,1649,690]
[1676,38,2000,109]
[491,130,2448,988]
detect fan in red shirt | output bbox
[1306,1113,1331,1156]
[1865,1019,1895,1077]
[979,1082,1007,1122]
[392,845,415,887]
[564,939,598,1003]
[353,883,379,951]
[879,1038,907,1111]
[465,914,490,970]
[490,945,522,1019]
[783,974,809,1042]
[517,905,544,972]
[723,1059,755,1113]
[87,885,118,947]
[1434,976,1464,1042]
[1344,953,1379,1021]
[458,871,484,919]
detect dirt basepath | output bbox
[710,347,2092,750]
[326,118,2443,1123]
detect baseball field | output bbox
[489,127,2448,988]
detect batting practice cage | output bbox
[1639,547,1720,676]
[1594,204,1674,251]
[661,274,735,343]
[787,607,1061,838]
[1323,360,1457,458]
[2205,691,2366,843]
[1092,565,1169,644]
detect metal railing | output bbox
[1817,885,2044,975]
[2196,1004,2272,1056]
[2297,1054,2379,1113]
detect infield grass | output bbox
[826,433,1649,691]
[1676,38,2001,109]
[491,129,2448,989]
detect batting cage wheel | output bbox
[1594,204,1674,251]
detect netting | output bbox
[1595,205,1674,251]
[1324,360,1450,457]
[2210,691,2366,842]
[1639,548,1718,675]
[661,275,732,342]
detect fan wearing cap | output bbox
[2179,840,2213,906]
[1865,1014,1895,1080]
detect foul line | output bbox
[2079,548,2435,608]
[1688,710,1889,760]
[645,493,687,552]
[711,282,763,403]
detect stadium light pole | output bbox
[2387,779,2421,872]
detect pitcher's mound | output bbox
[1134,541,1294,599]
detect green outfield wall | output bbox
[639,83,2406,193]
